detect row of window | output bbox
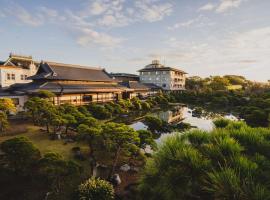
[140,71,184,76]
[140,71,169,75]
[6,73,28,81]
[141,77,168,81]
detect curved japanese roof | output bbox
[30,62,114,82]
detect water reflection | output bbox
[130,106,214,132]
[155,106,184,124]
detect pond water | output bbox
[130,105,237,133]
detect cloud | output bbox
[135,0,173,22]
[216,0,244,13]
[147,26,270,80]
[199,0,246,13]
[168,15,215,30]
[5,3,43,26]
[39,6,58,17]
[89,1,108,15]
[198,3,216,11]
[76,27,123,47]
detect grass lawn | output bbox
[0,123,89,160]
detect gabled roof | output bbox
[120,81,150,91]
[138,60,187,74]
[6,81,132,94]
[0,53,36,69]
[30,62,115,82]
[138,67,187,74]
[110,73,139,78]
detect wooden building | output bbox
[4,61,133,107]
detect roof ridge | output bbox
[45,61,103,70]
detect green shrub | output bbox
[78,178,114,200]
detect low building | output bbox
[0,54,38,88]
[110,73,140,82]
[3,61,133,108]
[111,72,161,98]
[138,60,187,91]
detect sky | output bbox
[0,0,270,81]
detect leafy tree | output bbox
[0,98,16,113]
[38,152,81,194]
[77,178,114,200]
[144,115,164,133]
[137,130,157,150]
[36,90,55,99]
[1,137,41,174]
[101,122,140,178]
[139,121,270,200]
[77,123,102,174]
[0,112,8,133]
[88,104,112,119]
[62,113,77,134]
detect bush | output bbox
[213,118,231,128]
[144,115,163,133]
[88,104,112,119]
[141,102,151,110]
[139,126,270,200]
[77,178,114,200]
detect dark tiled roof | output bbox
[142,83,162,90]
[120,81,150,91]
[138,67,187,74]
[30,62,114,82]
[7,81,132,94]
[110,73,139,78]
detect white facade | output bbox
[0,54,38,88]
[0,66,36,87]
[139,60,186,91]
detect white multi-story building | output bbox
[0,54,38,88]
[138,60,187,91]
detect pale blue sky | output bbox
[0,0,269,81]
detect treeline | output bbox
[173,75,270,127]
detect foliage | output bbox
[77,178,114,200]
[36,90,55,98]
[213,118,232,128]
[0,98,16,113]
[139,121,270,200]
[88,104,112,119]
[1,137,41,174]
[38,152,81,194]
[0,112,8,133]
[137,130,157,150]
[144,115,164,133]
[101,122,140,177]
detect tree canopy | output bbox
[139,121,270,200]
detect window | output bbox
[11,98,19,106]
[21,75,24,80]
[156,71,159,75]
[83,95,92,102]
[7,73,11,80]
[11,74,15,80]
[24,75,27,79]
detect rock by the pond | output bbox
[111,174,121,186]
[130,166,140,172]
[120,164,131,172]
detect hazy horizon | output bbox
[0,0,269,81]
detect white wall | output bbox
[0,63,37,87]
